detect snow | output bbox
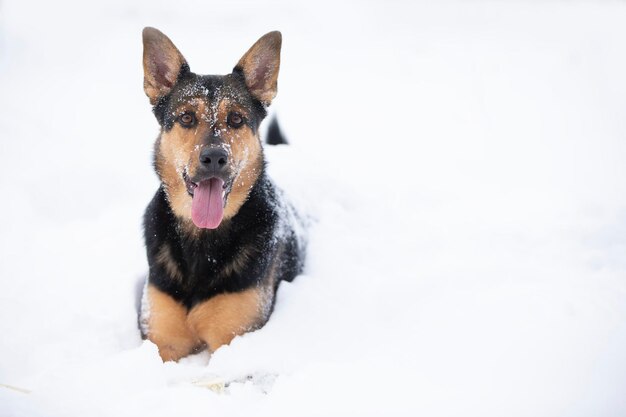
[1,0,626,416]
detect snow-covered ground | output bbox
[1,1,626,416]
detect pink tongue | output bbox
[191,178,225,229]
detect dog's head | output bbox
[142,28,281,229]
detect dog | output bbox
[138,27,305,361]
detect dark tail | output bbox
[266,116,288,145]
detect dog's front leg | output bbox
[187,286,271,352]
[144,284,202,361]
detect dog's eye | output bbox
[178,113,196,127]
[227,112,244,128]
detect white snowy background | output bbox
[1,0,626,416]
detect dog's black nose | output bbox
[199,147,229,172]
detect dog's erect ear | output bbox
[234,31,282,106]
[142,27,188,105]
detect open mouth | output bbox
[183,171,227,199]
[183,171,230,229]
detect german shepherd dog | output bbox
[139,28,305,361]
